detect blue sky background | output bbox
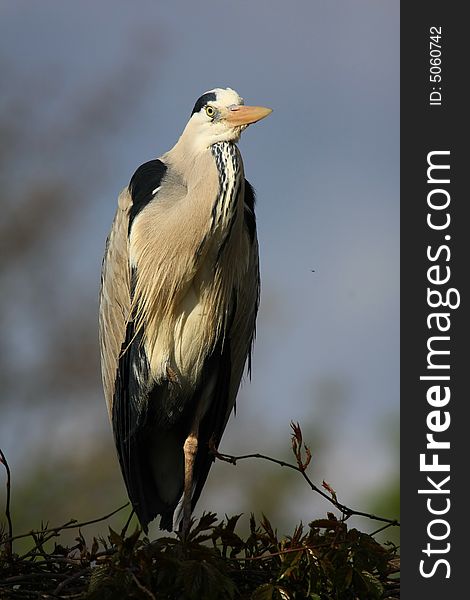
[0,0,399,536]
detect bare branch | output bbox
[131,573,157,600]
[0,448,13,558]
[0,502,129,548]
[213,428,400,529]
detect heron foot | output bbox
[166,364,179,385]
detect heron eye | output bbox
[205,105,215,118]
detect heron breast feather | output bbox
[146,267,226,391]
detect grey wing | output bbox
[100,186,166,530]
[99,188,132,421]
[100,163,174,532]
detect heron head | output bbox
[186,87,272,150]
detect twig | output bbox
[131,572,157,600]
[120,507,135,539]
[230,543,330,562]
[51,501,129,531]
[16,556,82,567]
[19,519,78,561]
[0,502,129,548]
[1,571,71,583]
[369,522,398,538]
[53,566,90,595]
[213,448,400,527]
[0,448,13,558]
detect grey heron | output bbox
[99,87,271,534]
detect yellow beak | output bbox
[225,105,273,126]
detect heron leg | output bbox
[182,423,199,537]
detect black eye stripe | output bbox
[191,92,217,116]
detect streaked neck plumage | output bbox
[209,141,243,243]
[163,126,245,245]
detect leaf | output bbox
[260,514,277,544]
[108,526,123,548]
[250,513,257,534]
[123,525,141,551]
[186,512,218,542]
[335,565,353,591]
[290,522,304,546]
[225,513,243,532]
[290,421,303,443]
[357,570,385,599]
[279,551,303,579]
[177,558,235,600]
[309,519,343,530]
[87,566,131,600]
[252,583,275,600]
[88,564,111,593]
[90,536,99,557]
[322,480,337,503]
[303,444,312,469]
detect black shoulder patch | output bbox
[191,92,217,116]
[244,179,257,243]
[128,159,167,232]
